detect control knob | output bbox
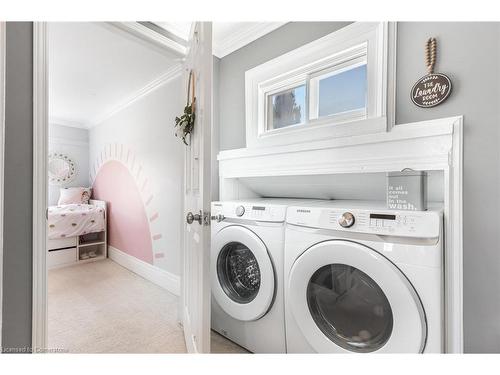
[338,212,355,228]
[235,205,245,217]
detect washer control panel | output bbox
[287,205,441,239]
[212,201,288,222]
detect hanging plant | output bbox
[174,70,196,145]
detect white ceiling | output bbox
[49,22,286,129]
[49,22,181,128]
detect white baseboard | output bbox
[108,246,180,296]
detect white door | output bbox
[288,240,426,353]
[181,22,213,353]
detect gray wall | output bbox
[2,22,33,351]
[217,22,500,352]
[89,78,184,276]
[395,22,500,354]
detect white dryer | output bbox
[284,200,443,353]
[211,199,312,353]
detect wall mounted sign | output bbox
[411,37,452,108]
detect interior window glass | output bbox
[307,263,393,352]
[314,64,367,118]
[267,85,306,130]
[217,242,261,304]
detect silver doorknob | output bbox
[186,211,202,225]
[338,212,355,228]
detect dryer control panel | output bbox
[287,204,442,239]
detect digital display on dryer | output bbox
[252,206,266,211]
[369,213,396,220]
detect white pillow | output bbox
[58,187,92,205]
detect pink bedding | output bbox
[47,204,105,240]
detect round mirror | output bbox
[48,153,77,185]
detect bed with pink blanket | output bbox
[47,203,106,240]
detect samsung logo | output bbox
[296,209,311,213]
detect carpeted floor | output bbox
[48,259,248,353]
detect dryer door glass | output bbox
[307,264,393,353]
[217,242,261,304]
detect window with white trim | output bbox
[245,22,396,149]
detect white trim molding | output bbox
[48,117,86,129]
[213,22,286,58]
[32,22,49,352]
[108,246,180,296]
[88,64,182,128]
[106,22,187,57]
[48,136,89,148]
[245,22,396,149]
[152,22,287,59]
[0,21,6,348]
[218,116,464,353]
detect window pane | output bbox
[318,64,367,118]
[267,85,306,130]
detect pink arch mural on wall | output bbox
[91,144,165,265]
[93,160,153,264]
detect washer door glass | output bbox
[212,225,275,321]
[307,263,393,353]
[217,242,261,304]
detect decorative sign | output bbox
[411,38,452,108]
[411,73,452,108]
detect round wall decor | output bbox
[411,73,452,108]
[411,37,452,108]
[48,153,77,185]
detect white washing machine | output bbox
[211,199,312,353]
[284,200,443,353]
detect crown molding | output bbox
[88,63,182,128]
[145,22,287,58]
[48,136,89,147]
[106,22,187,58]
[213,22,287,58]
[153,22,191,42]
[49,117,86,129]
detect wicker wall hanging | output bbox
[411,37,452,108]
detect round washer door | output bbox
[212,225,275,321]
[288,240,426,353]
